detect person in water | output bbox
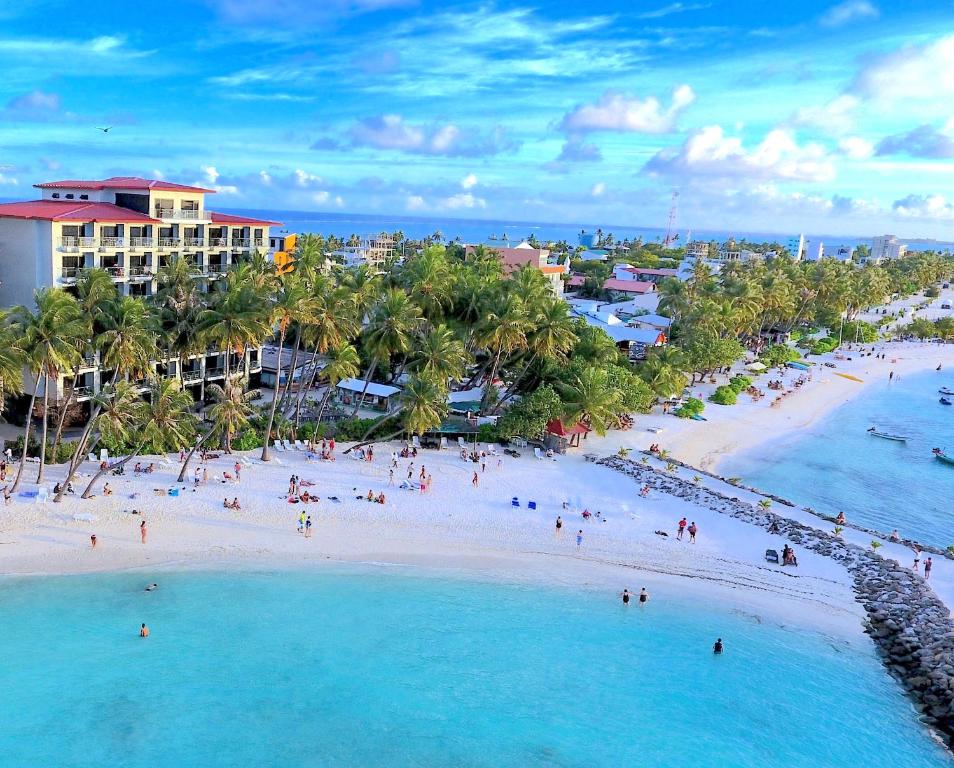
[621,589,630,605]
[713,638,723,654]
[140,623,149,638]
[639,588,649,604]
[145,583,158,591]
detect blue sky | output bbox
[1,0,953,237]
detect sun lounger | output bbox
[458,436,466,448]
[294,440,305,451]
[273,440,285,453]
[412,435,421,449]
[765,548,779,564]
[99,449,109,462]
[241,456,252,466]
[18,490,37,499]
[36,487,48,504]
[73,512,96,522]
[511,497,520,507]
[533,447,544,460]
[439,437,448,450]
[647,427,663,434]
[88,453,96,462]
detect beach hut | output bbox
[544,419,590,453]
[334,378,401,413]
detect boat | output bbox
[835,372,864,383]
[933,448,954,465]
[866,427,907,442]
[786,361,809,371]
[940,387,954,395]
[942,398,952,406]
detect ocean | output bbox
[723,369,954,548]
[0,568,947,767]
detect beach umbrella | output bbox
[746,362,767,372]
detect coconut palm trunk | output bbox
[51,361,82,461]
[36,373,51,483]
[350,356,378,417]
[260,327,286,461]
[81,439,146,498]
[177,430,213,483]
[11,370,42,492]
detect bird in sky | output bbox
[95,126,112,133]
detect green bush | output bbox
[728,375,752,393]
[477,423,500,443]
[232,430,264,451]
[808,336,839,355]
[296,421,329,440]
[332,416,391,441]
[674,397,704,418]
[710,385,738,405]
[760,344,801,367]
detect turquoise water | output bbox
[0,569,947,767]
[724,370,954,546]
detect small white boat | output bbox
[940,387,954,395]
[867,427,907,442]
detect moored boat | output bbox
[933,448,954,464]
[867,427,907,442]
[940,387,954,395]
[941,398,952,405]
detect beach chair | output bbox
[439,436,448,450]
[99,448,109,462]
[511,497,520,507]
[294,440,305,451]
[458,436,466,449]
[528,500,537,510]
[533,447,544,460]
[241,456,252,466]
[273,440,285,453]
[87,453,96,463]
[765,549,779,564]
[412,435,421,449]
[36,486,48,504]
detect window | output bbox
[80,194,89,200]
[51,193,60,199]
[65,193,74,199]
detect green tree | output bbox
[557,366,621,435]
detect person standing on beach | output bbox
[913,546,922,571]
[90,534,97,549]
[140,520,147,545]
[388,469,394,485]
[305,516,313,538]
[688,522,697,543]
[576,530,583,547]
[234,462,241,482]
[329,438,335,454]
[472,472,479,487]
[555,516,563,534]
[677,517,687,540]
[925,557,933,579]
[889,371,894,381]
[420,465,426,481]
[298,511,306,534]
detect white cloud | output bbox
[789,94,859,134]
[559,85,695,135]
[892,194,954,220]
[591,182,606,197]
[334,195,345,207]
[259,170,273,185]
[313,191,330,204]
[838,136,874,159]
[644,125,836,182]
[440,192,487,210]
[197,166,239,195]
[348,115,517,157]
[294,169,323,186]
[852,34,954,101]
[460,173,478,189]
[819,0,878,27]
[0,172,18,186]
[202,166,220,184]
[406,195,426,211]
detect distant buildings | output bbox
[465,242,568,296]
[684,241,709,260]
[788,234,806,261]
[268,232,297,274]
[869,235,908,264]
[330,233,395,269]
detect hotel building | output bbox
[0,177,279,406]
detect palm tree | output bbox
[206,376,256,453]
[81,378,197,498]
[401,245,454,322]
[475,295,528,410]
[54,297,158,502]
[196,286,270,382]
[346,372,449,451]
[311,344,360,439]
[352,289,422,415]
[638,347,688,400]
[155,255,204,386]
[412,324,468,384]
[557,366,621,436]
[50,269,116,460]
[0,318,25,418]
[9,289,85,488]
[261,274,315,461]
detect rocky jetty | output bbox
[600,455,954,749]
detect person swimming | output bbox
[622,589,630,605]
[140,623,149,637]
[145,583,158,591]
[713,638,723,654]
[639,588,648,604]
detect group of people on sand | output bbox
[133,462,156,474]
[676,517,698,542]
[52,481,75,495]
[296,511,314,537]
[361,489,386,504]
[781,544,798,566]
[222,497,242,510]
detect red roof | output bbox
[628,268,677,277]
[567,275,586,287]
[546,419,590,437]
[210,212,282,226]
[603,278,656,293]
[0,200,158,223]
[35,176,216,193]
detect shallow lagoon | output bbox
[0,568,947,767]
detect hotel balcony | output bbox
[73,385,95,400]
[128,266,153,281]
[208,238,226,247]
[181,370,203,384]
[207,264,233,277]
[204,366,225,380]
[79,354,97,369]
[183,237,205,249]
[103,265,125,279]
[60,266,83,282]
[230,239,250,249]
[253,238,264,247]
[99,237,124,250]
[129,237,154,249]
[158,237,181,248]
[155,208,206,220]
[58,237,87,252]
